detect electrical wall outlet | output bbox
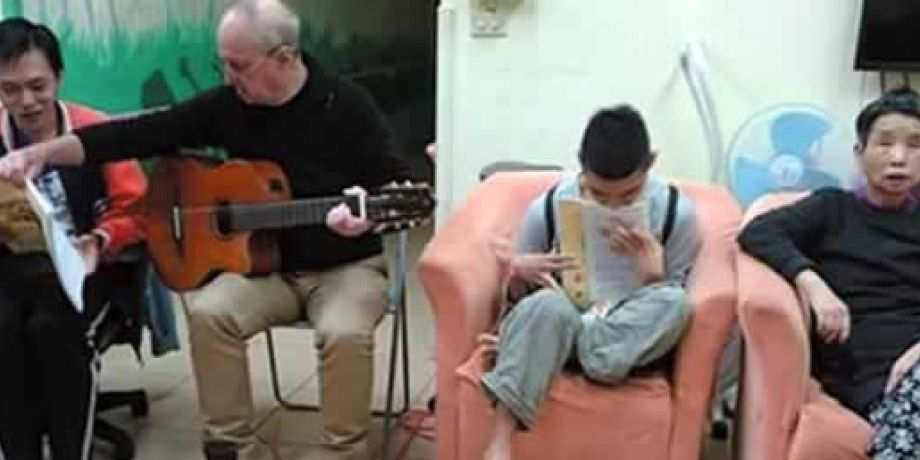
[471,9,508,37]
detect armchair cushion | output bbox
[455,346,671,460]
[787,385,873,460]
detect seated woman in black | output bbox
[739,87,920,459]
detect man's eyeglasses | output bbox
[212,44,287,77]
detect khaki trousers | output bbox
[184,255,388,460]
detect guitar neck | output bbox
[225,195,362,232]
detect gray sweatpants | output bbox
[481,283,691,429]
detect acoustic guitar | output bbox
[144,156,434,291]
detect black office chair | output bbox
[478,161,563,181]
[85,245,152,460]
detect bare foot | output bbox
[483,440,511,460]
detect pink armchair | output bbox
[418,172,741,460]
[735,193,874,460]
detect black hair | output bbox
[578,105,652,179]
[855,87,920,145]
[0,17,64,76]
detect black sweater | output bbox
[738,188,920,417]
[75,55,409,272]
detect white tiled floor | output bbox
[92,225,730,460]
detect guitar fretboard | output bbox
[223,196,361,232]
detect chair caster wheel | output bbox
[710,420,730,440]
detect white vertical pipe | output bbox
[680,41,726,184]
[435,0,457,227]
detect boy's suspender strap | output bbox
[544,183,559,251]
[662,184,678,244]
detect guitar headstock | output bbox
[365,181,435,233]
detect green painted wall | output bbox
[1,0,435,177]
[3,0,228,112]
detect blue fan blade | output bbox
[770,112,831,159]
[732,157,774,208]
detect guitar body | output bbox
[146,157,290,291]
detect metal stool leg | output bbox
[381,301,402,460]
[266,327,319,412]
[381,230,412,460]
[396,230,412,416]
[266,317,412,416]
[400,291,411,412]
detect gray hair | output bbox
[223,0,300,51]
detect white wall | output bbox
[436,0,884,218]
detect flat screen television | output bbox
[855,0,920,71]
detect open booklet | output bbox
[556,197,649,312]
[0,180,45,253]
[22,181,88,312]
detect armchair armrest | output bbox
[668,183,742,460]
[419,172,561,371]
[736,252,811,460]
[735,192,812,460]
[418,171,561,460]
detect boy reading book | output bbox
[556,195,652,309]
[482,105,701,460]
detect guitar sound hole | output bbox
[214,202,234,237]
[268,179,286,194]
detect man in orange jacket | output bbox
[0,17,147,460]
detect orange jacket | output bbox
[0,102,147,257]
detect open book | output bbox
[556,197,649,311]
[23,181,88,312]
[0,180,45,253]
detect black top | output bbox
[75,55,409,272]
[738,188,920,416]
